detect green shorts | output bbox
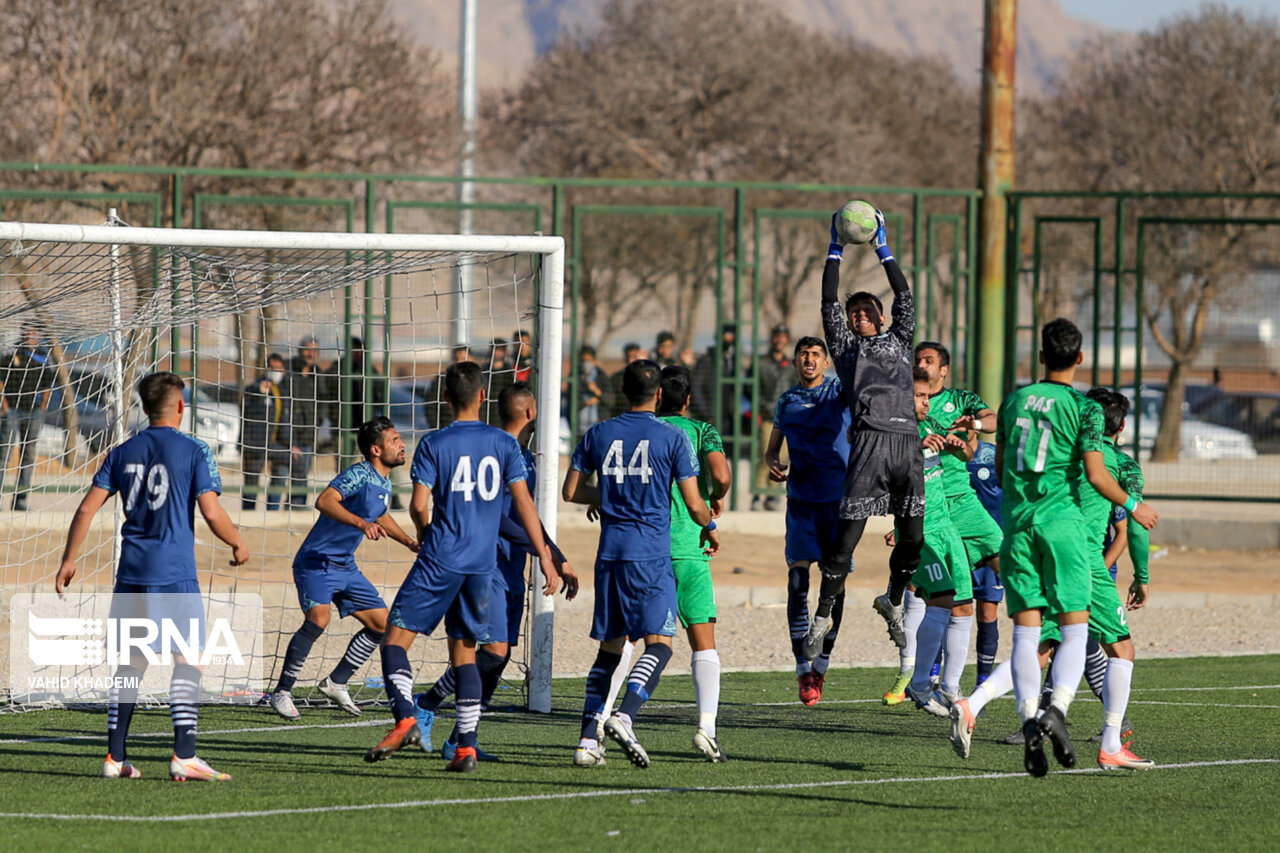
[946,489,1004,568]
[1000,515,1092,617]
[911,522,973,602]
[672,557,716,628]
[1041,556,1131,645]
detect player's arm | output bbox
[508,478,562,597]
[764,424,788,482]
[1104,516,1128,570]
[561,468,600,507]
[871,210,915,344]
[55,485,111,595]
[316,486,387,541]
[821,214,854,358]
[376,511,418,552]
[705,449,731,518]
[1083,450,1158,530]
[197,491,250,567]
[677,476,712,528]
[942,428,977,462]
[409,483,432,542]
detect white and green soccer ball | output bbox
[836,200,878,245]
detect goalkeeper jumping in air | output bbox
[803,208,924,659]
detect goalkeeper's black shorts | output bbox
[837,430,925,520]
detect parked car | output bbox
[1118,386,1257,460]
[1190,391,1280,454]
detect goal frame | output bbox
[0,220,566,713]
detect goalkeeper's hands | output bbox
[871,209,894,264]
[828,212,846,261]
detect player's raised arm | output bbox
[55,485,111,595]
[870,210,916,345]
[197,491,250,567]
[821,213,856,358]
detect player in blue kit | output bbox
[412,383,578,759]
[269,416,418,720]
[763,337,851,706]
[56,372,249,782]
[966,440,1005,686]
[563,359,713,768]
[365,362,560,773]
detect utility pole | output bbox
[977,0,1016,408]
[453,0,478,349]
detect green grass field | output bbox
[2,656,1278,852]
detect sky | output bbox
[1061,0,1280,30]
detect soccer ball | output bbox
[836,200,878,245]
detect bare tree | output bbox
[1026,5,1280,460]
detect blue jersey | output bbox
[91,426,221,586]
[411,420,526,575]
[496,446,538,579]
[571,411,700,562]
[295,460,392,564]
[967,440,1001,526]
[773,377,850,504]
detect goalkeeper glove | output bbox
[872,209,894,264]
[828,212,845,261]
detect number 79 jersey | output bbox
[996,380,1106,533]
[411,420,527,575]
[92,425,222,587]
[571,411,700,561]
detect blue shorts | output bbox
[485,575,525,647]
[388,557,491,641]
[971,564,1004,603]
[293,554,386,618]
[110,579,204,658]
[591,557,678,642]
[785,499,842,565]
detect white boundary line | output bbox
[0,759,1273,823]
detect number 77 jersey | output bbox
[570,411,700,561]
[996,381,1107,533]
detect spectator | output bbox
[483,337,513,425]
[751,323,792,510]
[281,335,323,507]
[679,347,697,368]
[691,323,739,433]
[240,353,289,510]
[606,342,644,419]
[654,330,678,367]
[0,324,56,510]
[578,344,606,430]
[326,336,385,432]
[511,329,533,382]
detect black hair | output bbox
[912,366,930,384]
[793,336,827,357]
[845,291,883,317]
[356,415,395,461]
[622,359,662,404]
[623,342,641,355]
[266,352,285,367]
[657,365,692,415]
[350,336,365,350]
[914,341,951,367]
[498,381,536,425]
[1086,387,1131,437]
[580,344,597,359]
[1041,318,1083,371]
[137,371,185,419]
[656,331,675,346]
[444,361,484,407]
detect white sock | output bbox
[910,607,949,695]
[942,613,973,695]
[1011,625,1043,722]
[900,589,926,674]
[1049,623,1088,714]
[968,660,1013,716]
[1101,657,1134,754]
[691,649,721,738]
[599,641,634,721]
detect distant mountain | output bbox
[391,0,1106,94]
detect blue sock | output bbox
[581,649,622,739]
[170,663,201,760]
[930,645,943,680]
[976,618,999,685]
[107,665,143,761]
[477,648,509,709]
[618,643,674,721]
[329,628,382,685]
[454,663,481,750]
[381,644,415,722]
[275,620,324,693]
[418,666,456,712]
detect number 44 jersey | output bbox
[92,425,223,586]
[570,411,700,562]
[996,380,1106,533]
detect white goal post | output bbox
[0,219,565,713]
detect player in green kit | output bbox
[657,365,732,762]
[993,319,1157,777]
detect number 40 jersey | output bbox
[570,411,700,562]
[92,425,223,586]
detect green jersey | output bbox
[997,381,1106,533]
[1080,441,1125,549]
[918,416,953,531]
[928,387,991,498]
[660,414,723,561]
[1113,442,1150,583]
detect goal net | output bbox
[0,216,565,713]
